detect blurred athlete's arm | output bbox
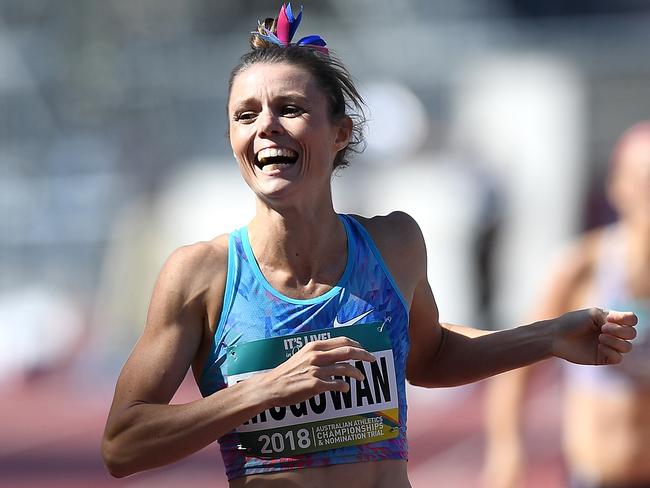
[482,367,530,488]
[481,235,597,488]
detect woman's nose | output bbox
[257,109,284,137]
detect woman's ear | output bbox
[333,115,353,152]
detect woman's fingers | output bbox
[605,310,639,326]
[599,333,633,353]
[300,337,376,365]
[307,336,364,351]
[311,346,376,366]
[601,322,638,340]
[596,310,637,365]
[317,362,366,382]
[264,336,377,404]
[597,344,623,365]
[307,361,369,395]
[318,377,354,393]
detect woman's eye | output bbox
[282,105,304,117]
[234,111,257,123]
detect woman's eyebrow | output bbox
[231,93,308,104]
[274,93,310,104]
[230,97,259,110]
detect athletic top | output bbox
[199,214,410,480]
[564,224,650,391]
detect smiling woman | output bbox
[228,61,351,204]
[227,36,366,171]
[101,3,638,487]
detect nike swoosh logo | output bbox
[333,308,374,328]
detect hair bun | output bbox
[249,18,277,50]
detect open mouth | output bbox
[255,147,299,171]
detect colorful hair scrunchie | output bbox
[254,3,329,54]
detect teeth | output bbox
[257,147,297,160]
[262,163,293,173]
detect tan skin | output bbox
[483,130,650,487]
[101,62,638,487]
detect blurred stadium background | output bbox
[1,1,650,486]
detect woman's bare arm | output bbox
[101,239,375,477]
[101,241,269,476]
[362,213,637,388]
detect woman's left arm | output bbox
[392,216,638,388]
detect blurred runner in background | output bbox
[483,121,650,488]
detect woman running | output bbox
[102,5,637,487]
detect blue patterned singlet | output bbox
[199,214,410,480]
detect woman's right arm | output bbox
[101,240,373,478]
[101,241,266,476]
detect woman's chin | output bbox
[253,178,301,204]
[252,165,301,195]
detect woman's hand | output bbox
[552,308,638,365]
[253,336,376,408]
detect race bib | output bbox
[226,323,399,458]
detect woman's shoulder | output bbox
[532,225,614,315]
[167,233,229,267]
[559,226,610,274]
[159,233,230,298]
[545,225,613,295]
[346,211,426,300]
[348,211,423,245]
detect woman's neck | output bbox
[247,200,347,287]
[621,220,650,296]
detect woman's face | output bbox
[228,62,350,207]
[608,132,650,226]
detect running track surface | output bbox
[0,365,565,488]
